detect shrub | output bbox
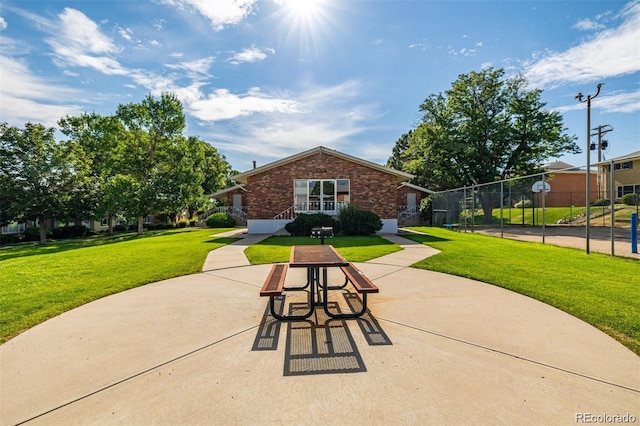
[51,225,88,239]
[338,205,382,236]
[284,213,340,236]
[178,220,188,228]
[621,193,639,206]
[419,196,433,222]
[514,199,532,208]
[113,224,128,232]
[0,233,22,245]
[189,219,197,227]
[591,198,610,207]
[24,226,52,241]
[205,212,235,228]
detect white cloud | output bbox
[193,80,385,163]
[556,89,640,114]
[165,57,215,79]
[158,0,256,31]
[188,87,302,121]
[0,16,7,30]
[573,18,605,31]
[46,8,126,75]
[0,56,83,126]
[118,26,134,42]
[227,46,275,64]
[525,1,640,88]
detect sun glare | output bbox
[274,0,342,59]
[284,0,324,18]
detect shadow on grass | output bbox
[400,233,451,244]
[0,229,230,262]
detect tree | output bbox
[0,122,87,243]
[389,68,579,223]
[58,112,124,232]
[115,93,186,234]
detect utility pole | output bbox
[590,124,613,198]
[576,83,604,255]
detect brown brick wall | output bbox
[396,186,428,208]
[245,152,399,219]
[545,171,597,207]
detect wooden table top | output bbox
[289,245,349,268]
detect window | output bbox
[613,161,633,171]
[617,184,640,198]
[294,179,349,212]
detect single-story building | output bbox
[212,146,432,234]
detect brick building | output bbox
[212,146,431,234]
[543,161,597,207]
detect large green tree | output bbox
[0,122,89,243]
[114,93,187,234]
[58,112,124,230]
[389,68,579,223]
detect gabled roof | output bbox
[544,160,579,171]
[231,146,414,184]
[209,184,246,198]
[601,150,640,163]
[398,181,434,194]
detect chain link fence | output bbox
[431,154,640,259]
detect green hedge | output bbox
[338,205,382,236]
[206,212,235,228]
[285,213,340,236]
[621,193,639,206]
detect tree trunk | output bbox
[108,214,114,236]
[137,216,144,235]
[478,192,496,225]
[39,216,47,244]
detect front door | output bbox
[407,193,417,213]
[233,194,242,209]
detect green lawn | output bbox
[461,204,637,226]
[403,227,640,355]
[0,228,237,343]
[244,235,402,264]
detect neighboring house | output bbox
[598,150,640,200]
[215,146,429,234]
[543,160,597,207]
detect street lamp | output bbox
[575,83,603,254]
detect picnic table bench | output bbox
[259,264,288,297]
[259,245,378,321]
[442,223,459,231]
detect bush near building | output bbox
[206,212,235,228]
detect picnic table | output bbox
[442,223,459,231]
[260,245,378,321]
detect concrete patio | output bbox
[1,230,638,425]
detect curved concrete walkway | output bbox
[1,230,638,425]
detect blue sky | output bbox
[1,0,639,173]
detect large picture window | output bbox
[294,179,349,213]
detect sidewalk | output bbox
[1,229,638,425]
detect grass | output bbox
[461,204,638,226]
[0,228,238,344]
[244,235,402,264]
[403,226,640,355]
